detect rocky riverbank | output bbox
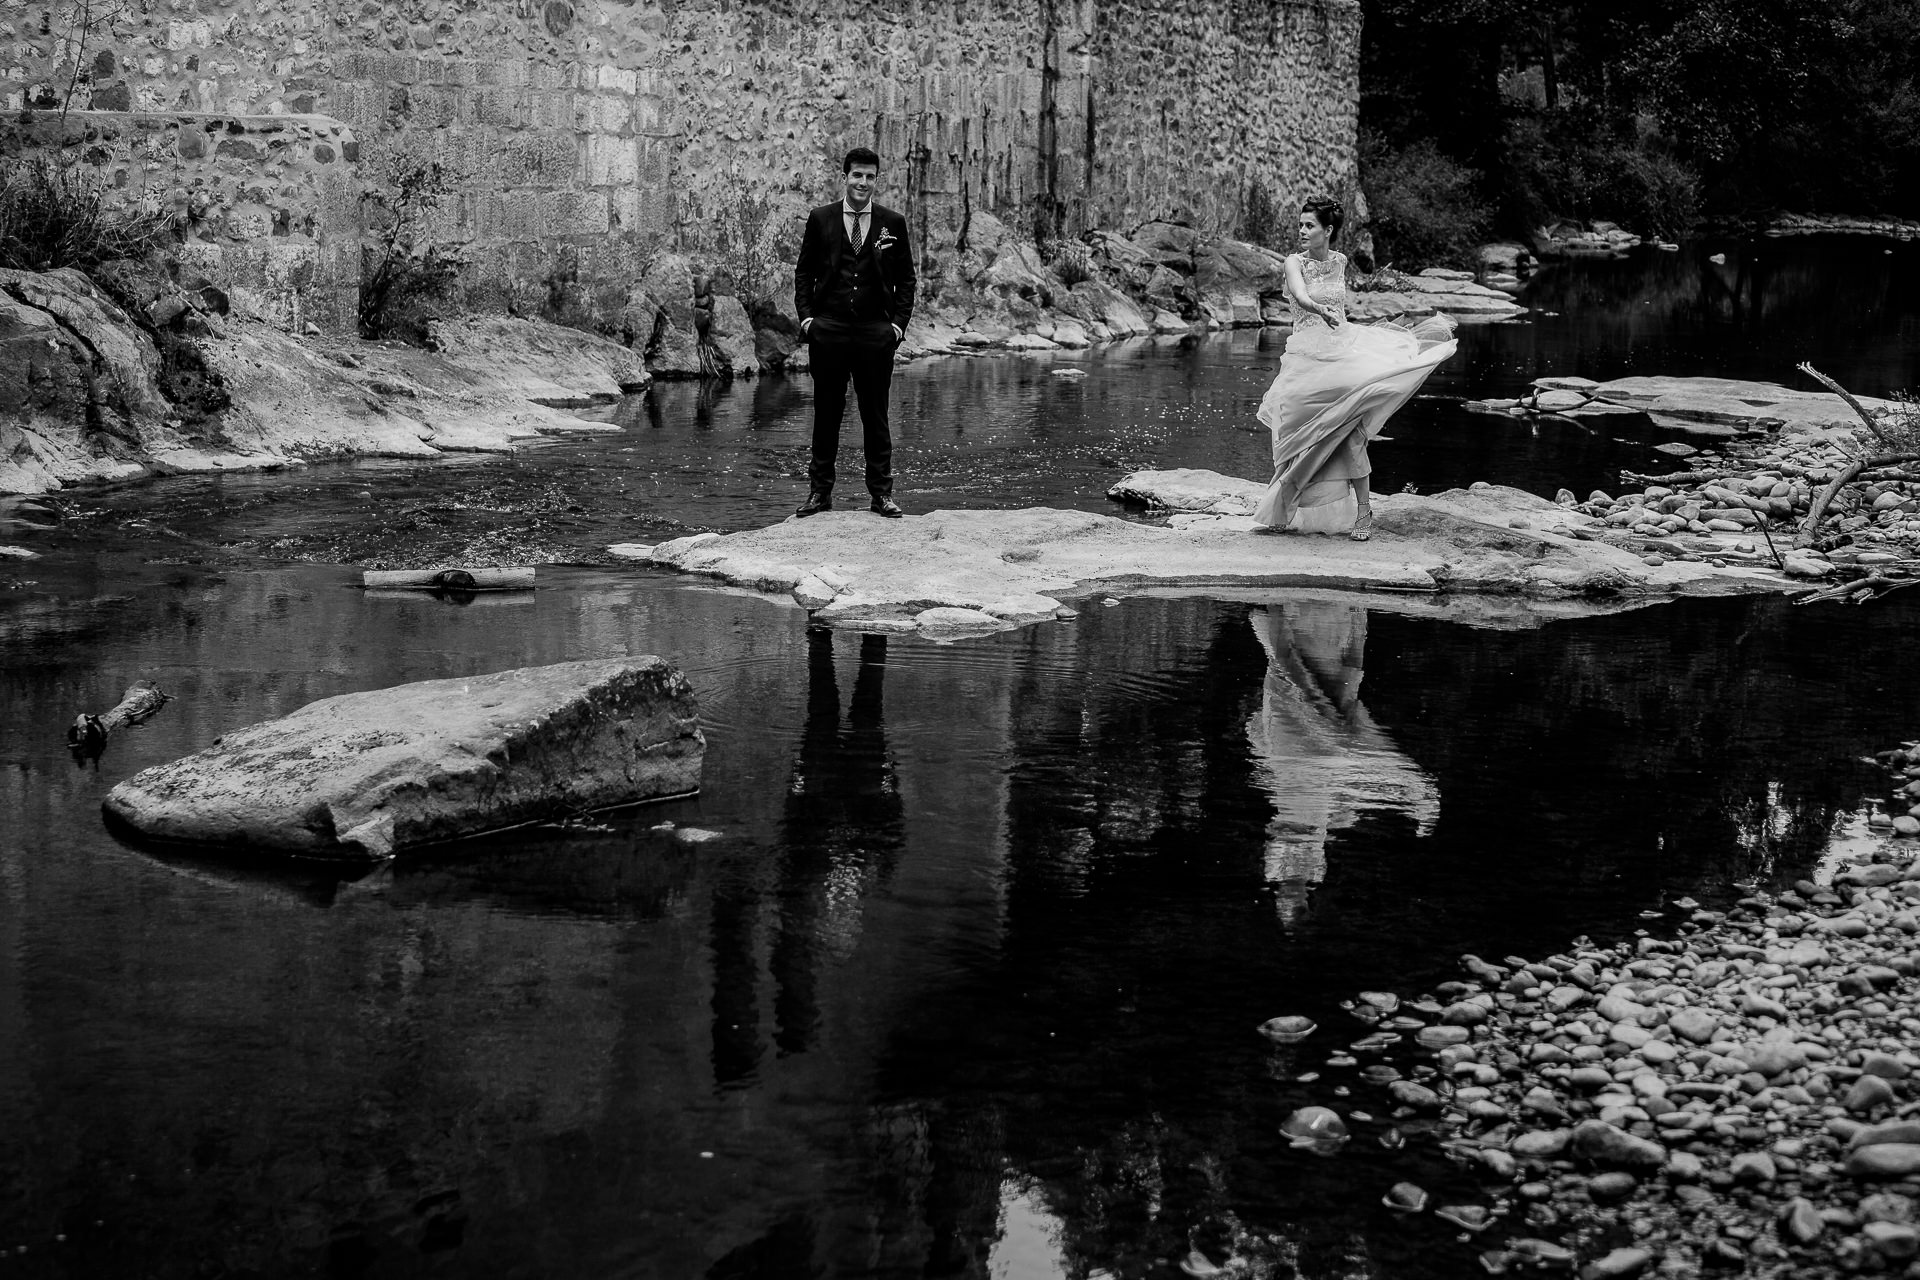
[1,266,656,495]
[1766,214,1920,241]
[1,220,1525,497]
[1218,740,1920,1280]
[747,213,1526,372]
[1466,376,1917,588]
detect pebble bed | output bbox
[1558,428,1918,591]
[1211,741,1920,1279]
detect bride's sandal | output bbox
[1349,510,1375,542]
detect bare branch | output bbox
[1798,361,1895,447]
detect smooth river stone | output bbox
[1668,1008,1719,1044]
[103,657,706,858]
[1863,1051,1912,1079]
[1864,1221,1920,1260]
[1389,1080,1442,1110]
[1848,1144,1920,1178]
[1511,1129,1571,1159]
[1609,1023,1654,1050]
[1569,1119,1666,1169]
[1854,1122,1920,1150]
[1639,1039,1679,1064]
[1580,1246,1653,1279]
[1850,1075,1899,1113]
[1596,995,1650,1024]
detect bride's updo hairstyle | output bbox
[1302,196,1344,243]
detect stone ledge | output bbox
[631,476,1789,641]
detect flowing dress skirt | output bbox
[1251,315,1458,532]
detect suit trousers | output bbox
[805,316,897,498]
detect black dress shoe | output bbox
[795,491,832,518]
[869,497,903,518]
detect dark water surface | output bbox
[2,237,1917,1278]
[3,563,1918,1279]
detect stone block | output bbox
[103,658,705,859]
[584,134,638,187]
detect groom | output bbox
[792,147,916,518]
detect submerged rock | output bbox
[103,657,704,858]
[1257,1015,1318,1043]
[1383,1181,1429,1213]
[1280,1105,1349,1152]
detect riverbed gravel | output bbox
[1241,740,1920,1279]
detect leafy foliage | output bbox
[1359,132,1490,269]
[1501,113,1699,239]
[1361,0,1920,234]
[358,148,469,345]
[711,190,793,305]
[1039,236,1094,286]
[0,156,178,270]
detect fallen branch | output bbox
[1797,451,1920,545]
[1619,469,1741,487]
[1794,572,1911,606]
[1799,458,1867,543]
[1799,362,1896,448]
[360,567,536,591]
[68,682,170,754]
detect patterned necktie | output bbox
[849,210,866,254]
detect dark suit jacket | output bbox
[793,201,916,332]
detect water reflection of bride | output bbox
[1245,601,1439,922]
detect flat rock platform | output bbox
[1466,375,1897,438]
[620,472,1795,639]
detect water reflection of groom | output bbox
[710,630,905,1084]
[773,630,905,1054]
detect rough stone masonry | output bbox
[0,0,1361,331]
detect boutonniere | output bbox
[875,229,898,251]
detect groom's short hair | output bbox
[843,147,881,174]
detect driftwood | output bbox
[1799,362,1896,448]
[1621,460,1833,488]
[68,682,171,754]
[1795,570,1920,606]
[1514,387,1642,417]
[360,567,536,591]
[1798,451,1920,545]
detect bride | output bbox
[1251,196,1458,540]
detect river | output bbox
[0,236,1915,1278]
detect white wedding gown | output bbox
[1251,251,1458,532]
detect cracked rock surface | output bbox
[628,473,1793,639]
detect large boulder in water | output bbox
[103,657,704,858]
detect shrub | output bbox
[1240,180,1282,249]
[711,189,794,305]
[1359,131,1490,270]
[358,148,469,345]
[0,155,177,270]
[1042,237,1094,286]
[1501,113,1701,240]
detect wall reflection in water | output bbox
[1246,603,1439,922]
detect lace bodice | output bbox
[1289,251,1347,329]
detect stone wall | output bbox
[1,0,1360,331]
[0,110,361,330]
